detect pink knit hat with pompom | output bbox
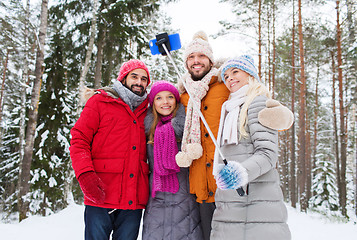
[148,81,180,105]
[117,59,150,85]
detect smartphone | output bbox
[149,33,181,55]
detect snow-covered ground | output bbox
[1,203,356,239]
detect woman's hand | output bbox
[216,161,248,190]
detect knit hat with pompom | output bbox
[117,59,151,85]
[183,31,214,65]
[148,80,180,106]
[220,55,260,82]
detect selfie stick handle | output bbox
[160,43,245,197]
[161,43,245,196]
[160,43,224,160]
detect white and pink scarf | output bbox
[180,68,218,156]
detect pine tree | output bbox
[21,0,177,216]
[30,30,77,215]
[310,107,339,216]
[18,0,49,222]
[0,0,37,220]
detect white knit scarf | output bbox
[213,84,248,176]
[181,68,218,154]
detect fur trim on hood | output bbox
[79,86,119,106]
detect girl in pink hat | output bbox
[142,80,203,240]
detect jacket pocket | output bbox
[93,159,124,204]
[137,160,150,205]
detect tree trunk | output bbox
[336,0,347,217]
[0,48,10,129]
[18,0,30,202]
[346,0,356,46]
[313,65,319,163]
[297,0,307,212]
[94,27,105,88]
[272,0,276,97]
[102,38,114,87]
[290,0,297,208]
[331,50,342,207]
[77,0,99,110]
[62,61,74,205]
[18,0,48,222]
[267,9,271,92]
[312,65,319,196]
[280,131,290,201]
[306,117,311,205]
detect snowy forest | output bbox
[0,0,356,224]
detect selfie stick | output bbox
[156,38,245,196]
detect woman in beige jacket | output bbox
[211,55,291,240]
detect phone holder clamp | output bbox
[155,33,171,55]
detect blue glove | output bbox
[216,161,248,190]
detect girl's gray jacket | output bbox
[142,104,203,240]
[211,96,291,240]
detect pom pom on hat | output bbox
[220,55,260,82]
[193,31,209,41]
[183,31,214,65]
[148,80,180,105]
[117,59,150,85]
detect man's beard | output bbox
[124,83,145,96]
[188,67,211,81]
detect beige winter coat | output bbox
[211,95,291,240]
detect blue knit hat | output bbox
[220,55,260,83]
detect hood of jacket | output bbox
[79,86,119,106]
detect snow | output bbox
[1,203,356,240]
[0,204,83,240]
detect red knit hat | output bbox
[117,59,150,85]
[148,81,180,106]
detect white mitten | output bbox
[258,99,294,131]
[175,151,193,167]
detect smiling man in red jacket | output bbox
[70,59,150,240]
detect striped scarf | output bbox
[180,68,218,156]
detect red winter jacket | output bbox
[70,89,149,210]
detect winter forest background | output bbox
[0,0,356,224]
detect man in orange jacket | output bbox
[175,31,229,240]
[175,31,294,240]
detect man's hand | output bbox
[78,171,106,204]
